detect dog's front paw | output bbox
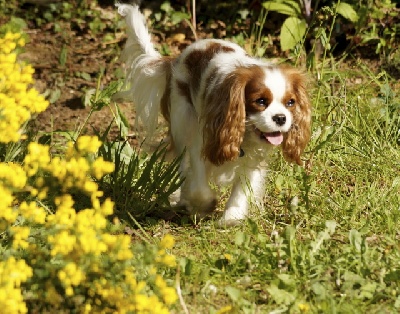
[169,188,181,206]
[218,206,247,227]
[188,198,218,218]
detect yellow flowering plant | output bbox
[0,29,178,313]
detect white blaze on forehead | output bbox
[263,69,287,101]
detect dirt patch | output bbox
[21,22,125,138]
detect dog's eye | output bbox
[255,98,268,106]
[286,99,295,107]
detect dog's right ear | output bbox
[201,70,249,166]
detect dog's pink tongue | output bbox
[264,132,283,146]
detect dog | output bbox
[115,3,312,226]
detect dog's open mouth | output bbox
[254,128,284,146]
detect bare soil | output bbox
[22,19,130,140]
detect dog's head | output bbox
[202,65,311,166]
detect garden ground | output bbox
[3,1,400,312]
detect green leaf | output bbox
[115,104,129,138]
[359,282,377,300]
[49,88,61,104]
[325,220,337,234]
[395,295,400,308]
[225,286,241,302]
[277,274,296,288]
[80,72,91,81]
[160,2,173,13]
[263,0,301,16]
[179,257,193,276]
[247,218,259,235]
[310,220,336,256]
[349,229,362,252]
[280,17,307,51]
[171,11,190,25]
[311,282,327,298]
[267,284,296,306]
[83,88,96,107]
[59,44,67,66]
[336,2,359,22]
[315,27,331,50]
[234,231,246,246]
[0,16,27,34]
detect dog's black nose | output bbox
[272,114,286,126]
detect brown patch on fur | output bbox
[201,67,219,102]
[176,80,192,106]
[160,57,174,123]
[159,57,175,150]
[185,42,235,95]
[244,67,273,113]
[279,67,312,165]
[202,66,260,165]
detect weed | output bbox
[263,0,359,52]
[97,140,183,220]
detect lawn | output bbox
[1,1,399,313]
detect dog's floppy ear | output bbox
[281,70,312,165]
[201,69,250,166]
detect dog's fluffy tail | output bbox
[115,3,171,139]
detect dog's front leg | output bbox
[180,138,217,217]
[219,167,267,226]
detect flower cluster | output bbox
[24,138,114,201]
[0,32,48,142]
[0,162,28,230]
[157,234,178,268]
[0,30,178,313]
[2,136,178,313]
[0,257,32,313]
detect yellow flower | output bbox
[159,234,175,249]
[23,143,51,176]
[298,303,310,312]
[59,262,85,286]
[91,156,114,179]
[161,286,178,305]
[160,254,177,268]
[223,253,232,262]
[155,275,167,289]
[116,235,134,260]
[76,135,102,154]
[0,32,49,143]
[17,37,25,47]
[0,187,16,224]
[0,162,27,189]
[48,230,76,256]
[65,287,74,296]
[217,305,233,314]
[19,201,47,224]
[10,226,30,249]
[0,256,32,314]
[98,198,114,216]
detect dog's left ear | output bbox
[201,69,250,166]
[281,70,312,165]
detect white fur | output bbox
[115,3,166,138]
[115,4,307,226]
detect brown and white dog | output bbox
[115,3,312,226]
